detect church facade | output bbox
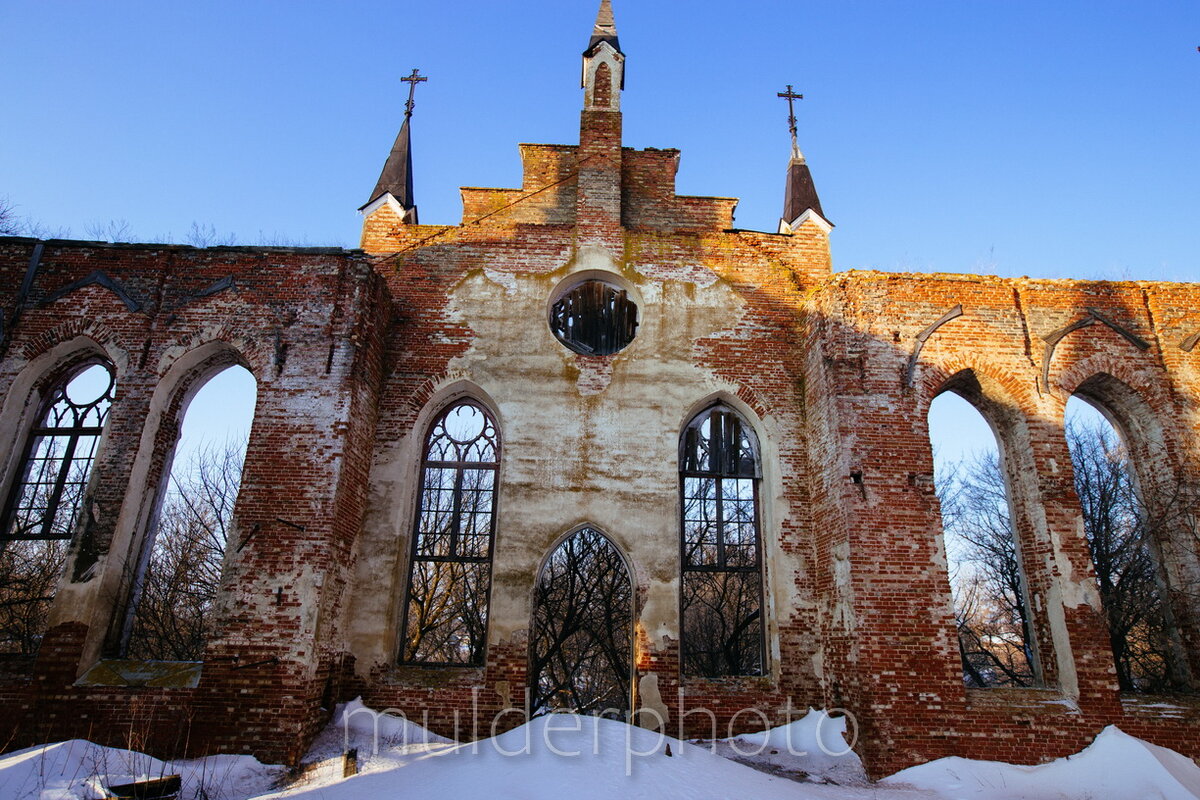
[1,3,1198,778]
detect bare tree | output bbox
[84,219,135,243]
[123,441,241,661]
[936,454,1036,687]
[944,416,1189,693]
[1066,417,1181,692]
[0,197,21,236]
[0,540,69,656]
[404,558,490,664]
[681,571,763,677]
[185,222,238,248]
[529,528,632,717]
[0,197,71,239]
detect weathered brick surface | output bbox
[1,70,1197,782]
[0,239,387,764]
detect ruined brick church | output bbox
[1,1,1198,778]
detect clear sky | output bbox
[2,1,1197,282]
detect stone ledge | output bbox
[75,659,202,688]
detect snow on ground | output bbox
[884,725,1200,800]
[4,702,1199,800]
[0,739,283,800]
[331,696,453,748]
[270,710,926,800]
[699,708,868,786]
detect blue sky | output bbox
[2,1,1197,282]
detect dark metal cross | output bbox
[401,68,428,118]
[777,84,804,147]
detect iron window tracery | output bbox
[680,405,765,676]
[401,401,500,665]
[549,280,638,356]
[2,363,115,542]
[1,362,115,656]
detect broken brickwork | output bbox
[2,6,1199,779]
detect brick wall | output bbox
[1,96,1197,782]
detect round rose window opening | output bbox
[549,280,638,356]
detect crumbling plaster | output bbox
[346,238,801,681]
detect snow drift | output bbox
[5,702,1200,800]
[271,713,841,800]
[711,707,866,785]
[0,738,282,800]
[884,725,1200,799]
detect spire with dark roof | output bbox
[776,84,829,232]
[361,69,426,222]
[782,153,825,225]
[585,0,621,56]
[362,118,415,216]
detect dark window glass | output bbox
[550,280,638,356]
[401,401,499,665]
[680,406,764,676]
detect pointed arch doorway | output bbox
[529,526,634,718]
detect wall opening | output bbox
[401,400,499,666]
[529,526,632,718]
[929,388,1037,687]
[1065,393,1186,692]
[549,279,638,356]
[679,404,764,677]
[123,364,256,661]
[1,361,115,658]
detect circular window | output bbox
[549,280,638,356]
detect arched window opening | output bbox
[680,405,764,677]
[529,527,632,717]
[1065,395,1182,692]
[401,401,499,665]
[929,390,1037,688]
[124,365,256,661]
[1,361,115,657]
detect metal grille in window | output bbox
[549,280,638,356]
[401,401,500,665]
[3,363,115,542]
[680,406,764,677]
[1,363,114,657]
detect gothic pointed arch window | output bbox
[1065,385,1189,693]
[122,363,256,662]
[1,361,115,656]
[679,404,764,676]
[401,400,500,665]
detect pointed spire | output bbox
[782,156,825,225]
[586,0,621,56]
[777,84,828,231]
[361,69,426,221]
[363,117,415,215]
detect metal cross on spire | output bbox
[777,84,804,157]
[401,68,428,118]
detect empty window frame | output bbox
[123,365,256,661]
[529,526,633,717]
[927,390,1037,688]
[1,362,115,656]
[1065,395,1183,692]
[680,405,764,676]
[401,401,500,665]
